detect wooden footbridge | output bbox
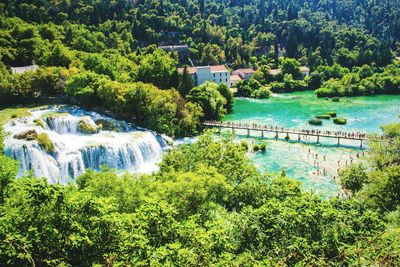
[202,121,372,148]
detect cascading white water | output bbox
[45,115,81,134]
[3,106,167,184]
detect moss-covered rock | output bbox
[41,112,69,119]
[260,143,266,151]
[95,119,117,131]
[327,112,337,118]
[34,118,46,128]
[252,144,260,152]
[240,140,249,151]
[308,118,322,126]
[78,118,99,134]
[316,115,331,119]
[37,133,55,153]
[14,129,38,140]
[333,118,347,125]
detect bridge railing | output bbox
[202,121,375,141]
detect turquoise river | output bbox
[223,91,400,196]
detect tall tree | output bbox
[178,65,194,97]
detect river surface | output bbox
[224,91,400,196]
[3,93,400,195]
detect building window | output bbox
[213,73,215,77]
[220,73,222,77]
[225,78,227,82]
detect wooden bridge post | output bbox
[247,129,250,137]
[232,127,235,134]
[275,131,278,140]
[298,134,301,141]
[317,135,320,144]
[261,130,264,139]
[360,139,363,149]
[337,138,340,146]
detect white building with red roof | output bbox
[230,74,242,87]
[178,65,230,87]
[232,68,256,80]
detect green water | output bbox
[224,91,400,196]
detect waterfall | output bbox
[3,106,166,184]
[45,115,81,134]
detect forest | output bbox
[1,0,400,265]
[1,0,400,113]
[0,126,399,265]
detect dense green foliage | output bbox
[315,62,400,97]
[1,0,400,104]
[1,0,398,69]
[333,118,347,125]
[340,163,367,195]
[345,123,400,212]
[187,82,227,121]
[236,78,272,98]
[0,132,399,265]
[0,17,234,136]
[1,1,400,264]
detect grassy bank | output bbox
[0,105,47,126]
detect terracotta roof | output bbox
[269,69,281,75]
[300,66,310,72]
[178,67,196,74]
[230,74,242,81]
[209,65,229,72]
[234,68,255,74]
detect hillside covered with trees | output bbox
[1,0,400,125]
[0,128,399,265]
[1,0,400,265]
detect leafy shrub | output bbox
[327,112,337,117]
[316,115,331,119]
[308,118,322,126]
[333,118,347,125]
[250,86,272,99]
[259,143,266,151]
[240,140,249,151]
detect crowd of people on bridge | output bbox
[205,121,369,140]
